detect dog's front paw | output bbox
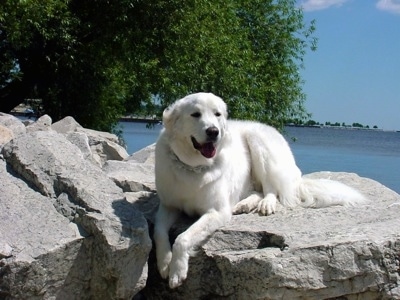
[257,194,277,216]
[169,272,187,289]
[168,254,189,288]
[168,264,188,289]
[232,201,252,214]
[233,193,262,214]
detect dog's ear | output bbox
[162,101,179,131]
[221,99,228,119]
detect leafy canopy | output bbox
[0,0,316,131]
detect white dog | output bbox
[154,92,366,288]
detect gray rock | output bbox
[51,116,83,134]
[103,160,156,192]
[0,242,13,259]
[125,191,159,222]
[26,114,52,132]
[0,158,84,299]
[52,117,94,163]
[1,130,151,299]
[127,143,156,164]
[77,127,120,143]
[141,172,400,299]
[65,131,99,166]
[0,125,14,148]
[52,116,127,166]
[0,113,26,137]
[76,127,129,166]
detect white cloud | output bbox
[376,0,400,14]
[300,0,350,11]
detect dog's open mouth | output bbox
[191,136,216,159]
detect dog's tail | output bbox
[297,178,367,208]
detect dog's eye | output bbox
[191,112,201,118]
[215,112,221,117]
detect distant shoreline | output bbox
[285,124,386,131]
[119,116,161,124]
[9,111,398,132]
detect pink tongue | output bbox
[200,142,216,158]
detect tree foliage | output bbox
[0,0,316,131]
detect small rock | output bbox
[0,242,13,258]
[26,114,52,132]
[0,125,14,147]
[0,113,26,137]
[51,116,83,134]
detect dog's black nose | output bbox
[206,126,219,139]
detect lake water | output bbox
[120,121,400,193]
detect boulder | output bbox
[51,116,83,134]
[0,157,84,299]
[0,125,14,148]
[103,160,156,192]
[139,172,400,299]
[65,131,99,166]
[52,116,129,166]
[26,114,52,132]
[126,144,156,165]
[0,113,26,137]
[76,127,129,166]
[1,129,152,299]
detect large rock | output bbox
[140,172,400,299]
[103,160,156,192]
[1,129,151,299]
[0,113,26,137]
[52,117,130,166]
[0,157,84,299]
[26,114,52,132]
[51,116,83,134]
[76,127,129,165]
[126,144,156,165]
[0,125,14,149]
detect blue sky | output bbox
[298,0,400,130]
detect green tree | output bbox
[305,119,318,126]
[0,0,138,131]
[1,0,316,131]
[0,1,77,112]
[352,122,364,128]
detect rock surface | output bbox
[0,114,151,299]
[103,160,155,192]
[140,172,400,299]
[1,113,400,299]
[0,113,26,137]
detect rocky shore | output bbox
[1,113,399,299]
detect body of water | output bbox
[120,121,400,193]
[120,121,163,153]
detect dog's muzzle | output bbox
[191,126,219,159]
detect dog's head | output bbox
[162,92,228,166]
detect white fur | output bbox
[154,92,366,288]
